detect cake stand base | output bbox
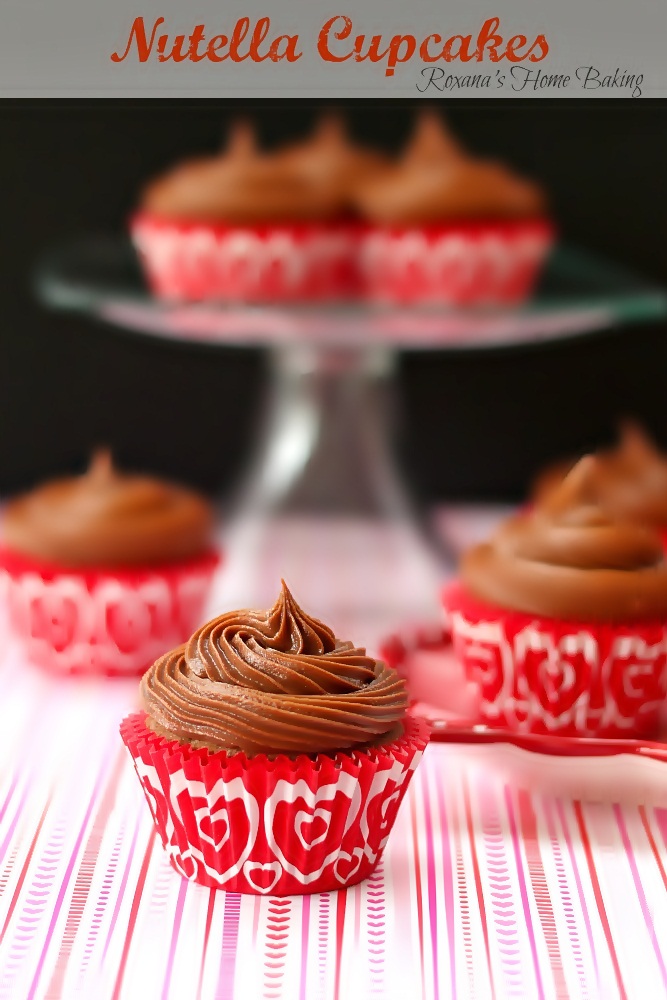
[214,344,446,630]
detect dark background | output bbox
[1,99,666,504]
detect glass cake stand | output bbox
[34,237,667,632]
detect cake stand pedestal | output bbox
[35,238,667,632]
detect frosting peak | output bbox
[276,112,390,208]
[2,451,213,567]
[403,110,464,165]
[256,578,337,658]
[531,422,667,527]
[594,422,667,524]
[224,118,257,158]
[463,456,667,620]
[141,583,407,754]
[352,111,546,224]
[303,111,349,150]
[87,446,114,482]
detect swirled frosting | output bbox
[141,581,408,755]
[2,450,214,567]
[352,111,547,224]
[141,120,348,224]
[462,456,667,621]
[532,423,667,527]
[276,113,390,212]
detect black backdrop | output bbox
[1,99,667,503]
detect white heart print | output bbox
[193,805,230,852]
[265,773,361,885]
[243,861,283,895]
[334,848,365,886]
[295,808,332,850]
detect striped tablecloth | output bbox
[1,514,667,1000]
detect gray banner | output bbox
[0,0,663,97]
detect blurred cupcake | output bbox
[132,118,372,303]
[121,581,428,895]
[0,451,219,677]
[352,111,554,306]
[443,456,667,737]
[532,423,667,546]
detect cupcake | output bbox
[120,582,428,895]
[132,118,372,303]
[443,456,667,737]
[0,451,219,677]
[531,423,667,547]
[352,111,554,306]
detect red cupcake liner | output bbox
[0,546,220,678]
[359,219,554,306]
[131,213,364,303]
[120,712,429,895]
[442,581,667,738]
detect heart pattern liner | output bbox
[120,713,429,895]
[0,555,217,676]
[379,622,667,763]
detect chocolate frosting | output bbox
[141,121,348,224]
[531,423,667,527]
[352,111,546,225]
[530,454,581,506]
[276,113,390,211]
[462,456,667,621]
[2,450,214,567]
[141,581,408,755]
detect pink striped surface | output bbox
[2,514,667,999]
